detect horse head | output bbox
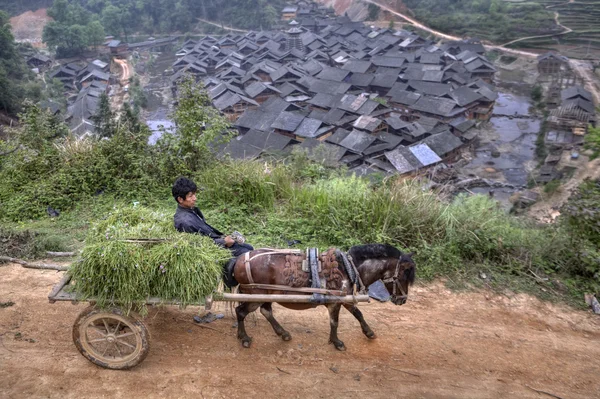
[383,252,416,305]
[348,244,416,306]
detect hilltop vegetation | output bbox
[401,0,556,42]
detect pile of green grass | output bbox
[68,206,231,312]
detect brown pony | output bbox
[230,244,416,350]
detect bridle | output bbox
[381,256,408,302]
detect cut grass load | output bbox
[68,206,230,313]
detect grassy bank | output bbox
[2,158,595,308]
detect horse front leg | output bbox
[236,302,261,348]
[327,303,345,351]
[343,304,376,339]
[260,303,292,341]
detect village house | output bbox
[169,1,502,176]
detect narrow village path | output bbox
[500,0,575,47]
[363,0,539,57]
[500,11,572,47]
[114,58,131,84]
[196,17,249,33]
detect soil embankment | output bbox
[1,263,599,398]
[9,9,50,47]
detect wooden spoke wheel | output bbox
[72,306,150,370]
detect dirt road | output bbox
[1,264,599,398]
[114,58,131,84]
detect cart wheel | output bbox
[72,306,150,370]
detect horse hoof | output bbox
[366,331,377,339]
[242,339,252,348]
[282,332,292,341]
[330,340,346,351]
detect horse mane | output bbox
[347,244,403,264]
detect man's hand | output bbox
[224,235,235,247]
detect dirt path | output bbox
[1,264,599,398]
[196,17,249,33]
[114,58,131,84]
[529,156,600,222]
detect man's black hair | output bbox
[172,177,197,203]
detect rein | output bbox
[381,256,408,300]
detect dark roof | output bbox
[235,110,279,131]
[307,93,340,109]
[449,86,482,107]
[384,146,422,174]
[371,56,406,68]
[348,72,374,87]
[385,115,410,130]
[295,118,323,138]
[407,80,452,96]
[258,96,296,113]
[353,115,382,132]
[316,66,350,82]
[297,139,347,163]
[219,139,263,160]
[410,96,463,117]
[271,111,305,131]
[338,94,369,113]
[450,116,476,133]
[338,129,377,153]
[419,131,463,157]
[370,74,396,89]
[342,60,372,73]
[389,90,421,106]
[561,86,593,102]
[239,129,293,151]
[245,82,281,98]
[213,92,259,111]
[326,128,352,145]
[307,79,351,95]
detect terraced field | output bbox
[510,0,600,58]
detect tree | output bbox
[389,20,395,30]
[90,93,115,138]
[158,75,231,172]
[86,20,105,50]
[0,10,30,114]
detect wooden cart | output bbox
[48,274,369,370]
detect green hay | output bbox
[68,206,231,313]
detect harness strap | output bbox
[347,254,366,294]
[244,252,254,284]
[239,283,344,296]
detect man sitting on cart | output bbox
[172,176,254,257]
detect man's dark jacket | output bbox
[173,205,226,247]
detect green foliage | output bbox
[544,179,561,195]
[90,93,114,138]
[156,76,231,175]
[584,124,600,159]
[531,85,543,102]
[561,179,600,278]
[0,10,34,115]
[389,20,395,30]
[367,3,380,20]
[69,206,230,311]
[401,0,555,42]
[0,103,156,220]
